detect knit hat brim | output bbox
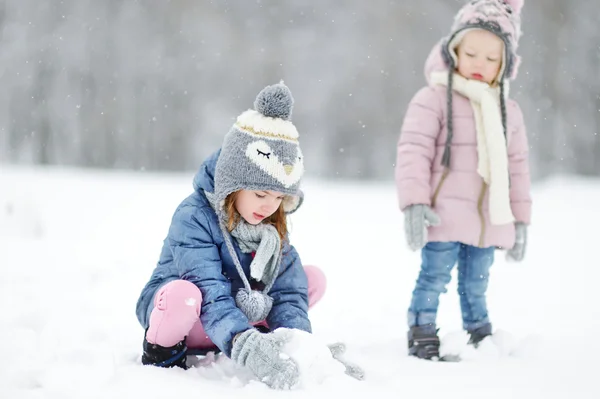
[236,110,299,143]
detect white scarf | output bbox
[430,71,514,225]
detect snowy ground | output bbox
[1,165,598,398]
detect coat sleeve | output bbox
[266,241,311,333]
[507,102,532,224]
[168,205,253,357]
[395,86,443,210]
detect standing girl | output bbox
[395,0,532,360]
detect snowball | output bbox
[271,328,346,388]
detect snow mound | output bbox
[272,328,347,388]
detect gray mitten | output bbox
[231,329,299,390]
[506,222,527,262]
[403,204,441,251]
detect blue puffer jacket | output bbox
[135,150,311,356]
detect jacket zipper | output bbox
[432,170,488,248]
[431,168,450,208]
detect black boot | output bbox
[467,324,492,348]
[408,325,440,360]
[142,334,188,369]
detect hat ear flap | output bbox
[282,190,304,214]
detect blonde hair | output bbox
[224,191,288,245]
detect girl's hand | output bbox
[403,204,441,251]
[230,329,299,389]
[506,222,527,262]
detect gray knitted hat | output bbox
[212,82,304,214]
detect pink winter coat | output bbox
[395,44,532,249]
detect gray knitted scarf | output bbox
[205,191,282,322]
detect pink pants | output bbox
[146,265,326,348]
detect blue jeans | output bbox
[408,242,495,331]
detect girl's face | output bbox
[235,189,285,225]
[456,29,504,85]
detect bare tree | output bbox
[0,0,596,180]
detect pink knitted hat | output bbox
[441,0,524,80]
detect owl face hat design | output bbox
[212,82,305,214]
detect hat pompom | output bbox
[254,82,294,120]
[504,0,524,15]
[235,288,273,323]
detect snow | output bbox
[274,328,347,388]
[1,166,599,398]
